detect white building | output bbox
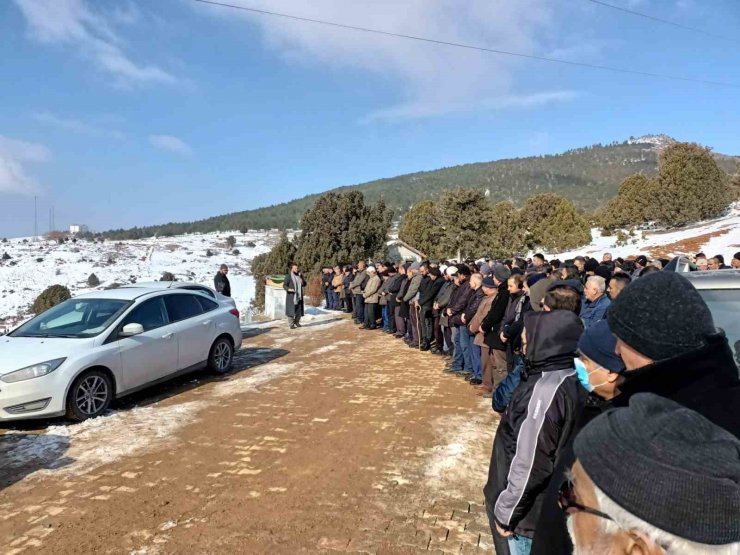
[69,224,89,235]
[386,239,426,263]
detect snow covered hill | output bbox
[546,203,740,261]
[0,231,276,331]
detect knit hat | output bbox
[594,265,612,282]
[479,263,492,277]
[446,266,458,277]
[526,273,547,288]
[409,262,421,271]
[492,264,511,283]
[575,393,740,545]
[456,264,472,277]
[577,320,625,373]
[607,272,716,361]
[439,264,448,275]
[482,276,496,288]
[585,258,600,273]
[367,266,377,274]
[528,279,550,312]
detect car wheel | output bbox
[66,370,113,421]
[208,337,233,374]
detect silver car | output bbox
[684,269,740,368]
[0,287,242,422]
[125,281,237,308]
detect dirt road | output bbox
[0,315,499,554]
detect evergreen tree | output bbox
[226,235,236,249]
[488,201,527,258]
[521,193,592,251]
[437,188,492,259]
[598,174,661,231]
[32,285,72,314]
[655,143,731,227]
[398,201,444,259]
[251,232,297,311]
[87,273,100,287]
[294,191,392,274]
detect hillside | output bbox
[104,136,739,239]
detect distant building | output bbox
[69,224,89,235]
[386,239,425,263]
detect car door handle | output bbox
[162,332,174,340]
[202,320,212,326]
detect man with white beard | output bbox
[564,394,740,555]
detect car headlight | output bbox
[1,358,67,383]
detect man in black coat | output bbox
[418,267,444,351]
[479,264,511,385]
[214,264,231,297]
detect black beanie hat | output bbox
[575,393,740,545]
[594,265,612,282]
[607,272,715,361]
[578,320,625,373]
[584,258,600,273]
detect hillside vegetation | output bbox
[103,137,739,239]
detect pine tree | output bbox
[437,188,492,259]
[655,143,731,227]
[293,191,392,274]
[598,174,661,231]
[489,201,527,257]
[521,193,591,252]
[226,236,236,249]
[398,201,445,259]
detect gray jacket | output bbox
[363,274,382,303]
[403,273,423,303]
[350,270,368,295]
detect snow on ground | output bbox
[542,203,740,261]
[0,230,276,328]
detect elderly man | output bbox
[601,252,612,264]
[580,276,610,330]
[459,272,484,380]
[606,272,630,300]
[403,263,425,347]
[283,263,306,329]
[608,271,740,438]
[350,260,368,324]
[361,266,381,330]
[567,394,740,554]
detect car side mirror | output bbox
[120,323,144,337]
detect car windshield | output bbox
[10,299,131,339]
[698,289,740,368]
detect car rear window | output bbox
[196,296,218,312]
[164,294,204,322]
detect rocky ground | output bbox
[0,314,499,554]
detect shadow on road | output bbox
[114,346,290,410]
[241,326,274,340]
[0,433,73,489]
[298,316,346,329]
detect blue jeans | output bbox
[469,341,481,380]
[458,329,474,373]
[508,535,532,555]
[451,326,466,372]
[381,305,390,330]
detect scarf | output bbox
[291,272,303,304]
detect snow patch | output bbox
[212,362,301,397]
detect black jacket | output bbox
[502,292,529,354]
[214,272,231,297]
[481,282,510,350]
[531,332,740,555]
[463,288,485,330]
[448,281,473,326]
[419,277,444,310]
[484,310,585,539]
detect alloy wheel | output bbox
[214,341,232,371]
[75,375,109,416]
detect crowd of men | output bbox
[307,250,740,555]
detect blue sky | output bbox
[1,0,739,237]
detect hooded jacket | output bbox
[484,310,585,539]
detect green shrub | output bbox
[160,271,176,282]
[32,285,71,314]
[87,273,100,287]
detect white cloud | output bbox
[13,0,178,88]
[197,0,579,122]
[0,136,51,195]
[149,135,193,156]
[33,112,125,139]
